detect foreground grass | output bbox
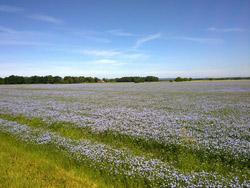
[0,133,100,188]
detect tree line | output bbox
[174,77,192,82]
[0,75,159,84]
[115,76,159,83]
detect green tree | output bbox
[53,76,63,84]
[78,76,86,83]
[94,77,100,82]
[134,78,144,83]
[145,76,159,82]
[24,77,32,84]
[0,77,4,84]
[31,76,41,84]
[85,77,94,83]
[4,75,25,84]
[175,77,183,82]
[45,75,54,84]
[64,76,74,84]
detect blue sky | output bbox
[0,0,249,78]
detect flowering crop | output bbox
[0,81,250,187]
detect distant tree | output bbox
[109,78,117,82]
[64,76,74,84]
[45,75,54,84]
[53,76,63,84]
[1,75,160,84]
[24,77,32,84]
[78,76,86,83]
[174,77,191,82]
[117,77,132,82]
[85,77,95,83]
[175,77,183,82]
[0,77,4,84]
[94,77,100,82]
[4,75,25,84]
[39,76,46,84]
[72,77,79,83]
[31,76,41,84]
[145,76,159,82]
[18,76,25,84]
[134,78,144,83]
[102,78,108,82]
[115,76,159,83]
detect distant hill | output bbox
[159,78,175,81]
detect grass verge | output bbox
[0,132,101,188]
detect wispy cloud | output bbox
[0,28,56,46]
[106,29,136,36]
[78,49,146,59]
[179,37,224,44]
[134,33,162,49]
[207,27,245,32]
[0,26,18,34]
[97,59,118,64]
[0,40,49,46]
[27,14,63,24]
[80,50,121,57]
[96,59,126,66]
[122,53,146,59]
[0,5,24,12]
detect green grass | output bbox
[0,132,106,188]
[0,131,151,188]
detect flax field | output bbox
[0,81,250,187]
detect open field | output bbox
[0,81,250,187]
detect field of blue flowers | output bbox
[0,81,249,187]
